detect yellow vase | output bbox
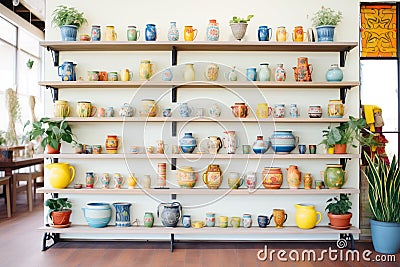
[295,204,322,229]
[127,174,137,189]
[256,103,269,118]
[46,163,75,188]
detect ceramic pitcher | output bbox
[46,163,75,189]
[293,57,313,82]
[54,100,71,117]
[204,63,219,81]
[207,136,222,154]
[295,204,322,229]
[223,130,238,154]
[202,164,222,189]
[157,202,182,227]
[113,202,131,227]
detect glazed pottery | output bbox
[219,216,228,228]
[334,143,347,154]
[276,26,287,42]
[157,163,167,187]
[182,215,191,228]
[179,132,197,153]
[242,214,252,228]
[223,130,238,154]
[230,217,241,228]
[60,25,77,41]
[127,173,137,189]
[270,130,298,154]
[179,103,193,117]
[206,19,219,41]
[326,64,343,82]
[207,136,222,154]
[292,26,306,42]
[304,173,313,189]
[46,163,75,189]
[183,63,195,81]
[256,103,270,118]
[92,145,102,154]
[286,165,301,189]
[127,25,140,41]
[289,104,299,118]
[58,61,76,81]
[323,164,347,189]
[162,108,172,117]
[293,57,313,82]
[145,24,157,41]
[105,135,119,154]
[176,166,197,188]
[231,102,249,118]
[76,101,97,117]
[54,100,71,118]
[308,105,322,118]
[119,103,135,117]
[252,135,271,154]
[205,63,219,81]
[242,144,251,154]
[80,34,91,41]
[85,171,98,188]
[246,68,257,81]
[113,202,131,227]
[156,140,167,154]
[108,72,118,81]
[144,212,154,227]
[227,172,243,189]
[271,209,287,228]
[327,100,344,118]
[167,21,179,41]
[161,68,173,81]
[316,25,335,42]
[140,99,158,117]
[258,26,272,41]
[101,173,111,189]
[192,220,204,228]
[262,167,283,189]
[98,71,108,81]
[225,67,238,81]
[157,202,182,227]
[274,104,285,118]
[209,104,221,117]
[82,202,112,228]
[295,204,322,229]
[184,26,198,41]
[230,23,248,41]
[88,70,99,81]
[370,219,400,254]
[257,215,271,228]
[120,68,132,81]
[113,173,125,189]
[143,174,151,189]
[274,63,286,81]
[245,172,257,189]
[202,164,223,189]
[105,107,114,117]
[205,212,216,227]
[91,25,101,41]
[258,63,271,81]
[105,26,117,41]
[139,60,153,80]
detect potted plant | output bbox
[325,193,352,229]
[364,152,400,254]
[311,6,343,42]
[229,15,254,41]
[51,5,87,41]
[45,198,72,227]
[0,130,12,161]
[27,117,76,154]
[319,124,339,154]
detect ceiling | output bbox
[0,0,45,32]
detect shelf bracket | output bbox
[170,234,175,252]
[171,193,177,200]
[172,87,177,103]
[47,47,60,67]
[172,46,177,66]
[339,233,355,250]
[46,86,59,103]
[339,49,349,68]
[340,158,349,169]
[172,121,177,137]
[42,233,59,251]
[171,158,177,171]
[339,87,350,104]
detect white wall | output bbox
[43,0,360,239]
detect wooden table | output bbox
[0,157,44,212]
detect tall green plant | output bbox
[364,152,400,223]
[51,5,87,28]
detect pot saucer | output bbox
[328,223,351,230]
[51,222,71,228]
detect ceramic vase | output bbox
[258,63,271,81]
[270,131,298,154]
[287,165,301,189]
[252,136,271,154]
[113,202,131,227]
[179,133,197,153]
[274,64,286,81]
[206,19,219,41]
[143,212,154,227]
[167,22,179,41]
[157,202,182,227]
[184,63,195,81]
[202,164,223,189]
[326,64,343,82]
[223,130,238,154]
[262,167,283,189]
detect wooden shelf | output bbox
[39,81,359,89]
[38,225,360,235]
[58,117,350,123]
[40,41,358,53]
[39,153,360,160]
[37,187,360,195]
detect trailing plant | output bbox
[230,15,254,24]
[312,6,343,27]
[363,152,400,223]
[325,193,352,215]
[51,5,87,28]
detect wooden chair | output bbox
[0,176,11,217]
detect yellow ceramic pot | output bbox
[46,163,75,188]
[127,174,137,189]
[176,166,197,188]
[295,203,322,229]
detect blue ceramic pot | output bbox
[370,219,400,254]
[113,202,132,227]
[82,203,111,228]
[270,130,298,154]
[60,25,78,41]
[326,64,343,82]
[179,133,197,153]
[145,24,157,41]
[316,25,335,42]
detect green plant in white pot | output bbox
[364,152,400,254]
[51,5,87,41]
[311,6,342,42]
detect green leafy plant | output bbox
[51,5,87,28]
[312,6,343,27]
[230,15,254,24]
[364,152,400,223]
[45,198,72,212]
[325,193,352,215]
[0,130,6,146]
[26,117,76,149]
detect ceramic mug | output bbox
[54,100,71,118]
[184,25,198,41]
[205,212,216,227]
[230,216,241,228]
[105,107,114,117]
[219,216,228,228]
[93,145,102,154]
[101,173,111,189]
[105,25,117,41]
[85,171,98,188]
[127,26,140,41]
[98,71,108,81]
[77,101,97,117]
[120,69,132,81]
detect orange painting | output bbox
[360,5,397,57]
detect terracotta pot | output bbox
[334,144,346,154]
[327,212,352,229]
[50,210,72,226]
[46,143,61,154]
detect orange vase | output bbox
[287,165,301,189]
[105,135,119,154]
[262,167,283,189]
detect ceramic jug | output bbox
[323,164,347,189]
[252,135,271,154]
[287,165,301,189]
[113,202,131,227]
[46,162,75,189]
[293,57,313,82]
[295,204,322,229]
[140,99,158,117]
[207,136,222,154]
[271,209,287,228]
[205,63,219,81]
[127,25,140,41]
[58,61,76,81]
[105,25,117,41]
[183,25,198,41]
[127,173,137,189]
[202,164,223,189]
[139,60,153,80]
[223,130,238,154]
[231,103,249,118]
[227,172,243,189]
[258,26,272,41]
[157,202,182,227]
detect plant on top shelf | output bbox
[45,198,72,227]
[51,5,87,41]
[229,15,254,41]
[26,117,76,154]
[325,193,352,230]
[311,6,343,42]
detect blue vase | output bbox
[258,26,272,41]
[113,202,132,227]
[316,25,335,42]
[370,219,400,254]
[325,64,343,82]
[60,25,78,41]
[246,68,257,81]
[179,133,196,153]
[270,130,298,154]
[145,24,157,41]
